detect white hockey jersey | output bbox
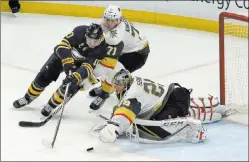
[102,17,148,53]
[98,18,148,94]
[79,61,125,90]
[120,18,148,53]
[111,76,170,132]
[121,76,169,118]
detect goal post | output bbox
[219,12,249,113]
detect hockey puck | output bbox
[86,147,94,152]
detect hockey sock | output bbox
[47,86,65,108]
[24,81,45,102]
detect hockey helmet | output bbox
[85,23,103,48]
[86,23,103,40]
[112,69,132,87]
[103,5,122,20]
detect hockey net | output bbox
[219,12,248,114]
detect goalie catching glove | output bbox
[91,120,120,143]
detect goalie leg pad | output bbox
[190,95,228,123]
[185,118,207,143]
[158,117,207,144]
[132,117,207,144]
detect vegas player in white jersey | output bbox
[101,4,149,72]
[92,69,206,144]
[89,4,150,110]
[91,69,231,144]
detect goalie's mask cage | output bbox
[112,69,132,87]
[219,12,249,113]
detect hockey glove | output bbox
[61,57,77,75]
[99,121,120,143]
[62,72,81,95]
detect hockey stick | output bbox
[18,105,63,127]
[96,114,192,144]
[50,82,70,148]
[18,96,71,128]
[98,114,188,127]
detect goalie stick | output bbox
[96,114,192,144]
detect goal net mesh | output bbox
[222,13,248,113]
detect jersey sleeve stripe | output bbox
[82,63,93,73]
[136,41,149,52]
[101,80,114,93]
[72,72,82,84]
[100,57,118,69]
[59,41,71,48]
[62,39,70,45]
[114,107,136,124]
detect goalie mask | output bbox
[112,69,132,95]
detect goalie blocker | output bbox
[93,69,207,144]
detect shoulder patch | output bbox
[110,30,118,38]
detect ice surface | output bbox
[1,13,248,161]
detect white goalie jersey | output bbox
[110,77,170,134]
[97,77,207,144]
[81,71,229,126]
[119,76,168,119]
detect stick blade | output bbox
[18,121,43,127]
[41,138,53,149]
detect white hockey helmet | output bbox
[103,4,122,20]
